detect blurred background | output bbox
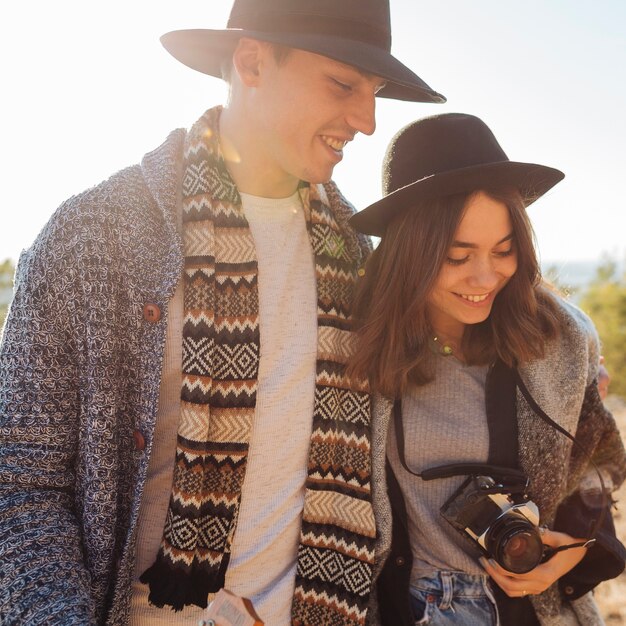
[1,1,625,618]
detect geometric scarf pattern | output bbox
[141,107,375,625]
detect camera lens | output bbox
[486,515,544,574]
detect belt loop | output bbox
[440,571,453,609]
[482,576,501,626]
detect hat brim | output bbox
[349,161,565,236]
[160,29,446,104]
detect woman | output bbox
[348,113,626,625]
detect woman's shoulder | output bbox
[544,289,598,344]
[539,287,600,384]
[514,291,600,436]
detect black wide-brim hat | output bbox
[350,113,565,236]
[160,0,446,104]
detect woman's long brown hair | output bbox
[348,188,560,398]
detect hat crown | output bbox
[350,112,563,236]
[228,0,392,50]
[384,113,510,195]
[160,0,446,103]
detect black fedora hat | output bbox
[160,0,445,104]
[350,113,565,236]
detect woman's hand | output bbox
[479,528,588,597]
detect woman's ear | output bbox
[232,37,265,87]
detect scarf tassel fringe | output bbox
[139,553,229,611]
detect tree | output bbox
[0,258,16,331]
[579,256,626,399]
[544,264,579,301]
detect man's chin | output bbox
[304,172,334,185]
[300,163,337,186]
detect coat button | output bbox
[564,585,575,596]
[395,556,405,567]
[133,429,146,451]
[143,303,161,323]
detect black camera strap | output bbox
[392,397,528,484]
[513,369,606,549]
[393,368,608,552]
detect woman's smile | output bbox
[427,191,518,337]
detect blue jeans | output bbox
[410,571,500,625]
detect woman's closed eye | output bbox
[446,255,469,266]
[446,247,515,266]
[494,247,515,258]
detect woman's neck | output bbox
[430,323,466,360]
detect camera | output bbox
[440,474,544,574]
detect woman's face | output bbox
[426,191,518,338]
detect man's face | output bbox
[250,47,385,191]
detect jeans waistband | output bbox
[411,571,492,602]
[410,571,500,625]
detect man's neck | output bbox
[219,105,300,199]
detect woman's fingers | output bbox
[479,529,588,598]
[479,557,544,597]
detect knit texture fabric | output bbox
[141,107,376,625]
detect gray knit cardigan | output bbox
[0,128,376,625]
[368,297,626,625]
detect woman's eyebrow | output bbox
[451,233,514,249]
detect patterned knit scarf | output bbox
[141,107,375,625]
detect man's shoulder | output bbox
[68,128,186,215]
[66,164,145,212]
[25,129,187,265]
[51,130,183,221]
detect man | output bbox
[0,0,444,624]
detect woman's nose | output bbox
[468,257,499,289]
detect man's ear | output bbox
[232,37,266,87]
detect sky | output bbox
[1,1,625,276]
